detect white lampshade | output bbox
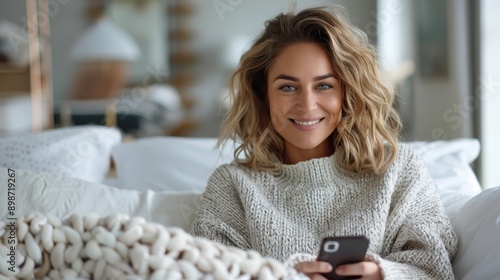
[71,18,140,62]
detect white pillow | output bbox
[112,137,482,195]
[451,186,500,280]
[407,138,482,196]
[0,168,202,231]
[0,125,121,183]
[111,137,234,192]
[406,138,481,219]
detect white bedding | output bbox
[452,186,500,280]
[111,137,234,192]
[0,126,121,183]
[0,168,200,232]
[109,137,483,197]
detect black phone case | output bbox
[316,236,370,280]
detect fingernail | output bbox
[336,267,343,274]
[324,263,332,271]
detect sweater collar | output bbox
[279,154,336,184]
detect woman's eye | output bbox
[279,85,296,92]
[317,84,333,90]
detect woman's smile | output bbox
[290,117,325,130]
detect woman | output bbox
[191,6,457,280]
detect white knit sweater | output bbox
[191,144,457,279]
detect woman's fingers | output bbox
[336,261,379,276]
[295,261,332,274]
[310,274,329,280]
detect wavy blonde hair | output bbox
[218,6,401,175]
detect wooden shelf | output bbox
[169,28,195,41]
[168,0,197,112]
[168,2,195,16]
[168,73,196,89]
[0,63,31,92]
[170,51,198,66]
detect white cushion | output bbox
[112,137,481,196]
[407,138,481,220]
[0,168,201,232]
[111,137,234,192]
[0,126,121,183]
[451,186,500,280]
[407,138,481,196]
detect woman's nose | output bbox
[296,89,317,112]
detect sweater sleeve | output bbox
[367,147,458,280]
[190,165,251,250]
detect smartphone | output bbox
[316,236,370,280]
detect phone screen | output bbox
[316,236,369,280]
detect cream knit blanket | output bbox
[0,212,303,280]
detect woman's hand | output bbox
[335,261,382,280]
[294,261,332,280]
[295,260,382,280]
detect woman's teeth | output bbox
[293,119,320,126]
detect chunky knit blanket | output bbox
[0,212,303,280]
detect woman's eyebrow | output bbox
[273,74,299,82]
[273,73,337,82]
[313,73,336,81]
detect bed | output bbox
[0,125,498,279]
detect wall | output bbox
[0,1,25,26]
[412,0,473,141]
[109,0,168,84]
[377,0,473,141]
[48,0,88,108]
[480,0,500,189]
[377,0,415,139]
[378,0,500,188]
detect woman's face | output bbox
[267,42,343,164]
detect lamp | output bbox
[70,18,140,62]
[69,17,140,100]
